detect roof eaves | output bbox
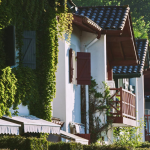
[113,73,141,79]
[73,14,102,37]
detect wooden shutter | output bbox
[77,52,91,85]
[21,31,36,69]
[69,49,73,83]
[4,25,16,66]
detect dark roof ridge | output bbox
[77,5,130,8]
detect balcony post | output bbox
[120,87,123,117]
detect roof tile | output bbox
[75,6,130,30]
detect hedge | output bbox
[83,144,132,150]
[0,136,48,150]
[0,136,150,150]
[49,142,83,150]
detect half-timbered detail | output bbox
[77,52,91,85]
[108,87,136,127]
[21,31,36,69]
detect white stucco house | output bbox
[52,5,148,144]
[113,39,149,142]
[4,2,149,145]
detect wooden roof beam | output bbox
[110,60,138,66]
[107,37,132,42]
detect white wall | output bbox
[10,104,29,116]
[53,25,82,133]
[81,32,107,89]
[137,74,145,141]
[130,75,145,142]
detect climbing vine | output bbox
[0,0,73,121]
[0,67,17,117]
[81,77,113,143]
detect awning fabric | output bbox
[59,130,88,145]
[2,115,60,134]
[0,119,21,135]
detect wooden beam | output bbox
[107,43,114,61]
[101,30,122,35]
[119,42,125,59]
[143,71,150,75]
[145,92,150,95]
[110,60,138,66]
[107,37,132,42]
[107,61,113,80]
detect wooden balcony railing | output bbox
[145,115,150,141]
[109,87,136,120]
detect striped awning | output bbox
[2,115,60,134]
[0,119,21,135]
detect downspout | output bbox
[85,33,101,134]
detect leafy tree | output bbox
[113,119,145,148]
[81,78,113,143]
[132,16,150,39]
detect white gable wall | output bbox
[81,32,107,88]
[53,25,82,133]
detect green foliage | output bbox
[0,67,17,117]
[12,66,38,111]
[137,141,150,148]
[81,77,113,143]
[1,137,150,150]
[113,119,145,148]
[89,79,113,143]
[49,142,83,150]
[0,0,73,121]
[83,144,132,150]
[132,16,150,39]
[0,136,48,150]
[57,0,73,43]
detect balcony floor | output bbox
[108,116,136,127]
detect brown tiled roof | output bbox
[75,5,130,30]
[113,39,149,77]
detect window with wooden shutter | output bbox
[21,31,36,69]
[4,25,16,66]
[77,52,91,85]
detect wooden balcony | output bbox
[107,87,136,127]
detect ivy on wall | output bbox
[0,67,17,117]
[0,0,73,121]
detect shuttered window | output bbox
[77,52,91,85]
[4,25,16,66]
[21,31,36,69]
